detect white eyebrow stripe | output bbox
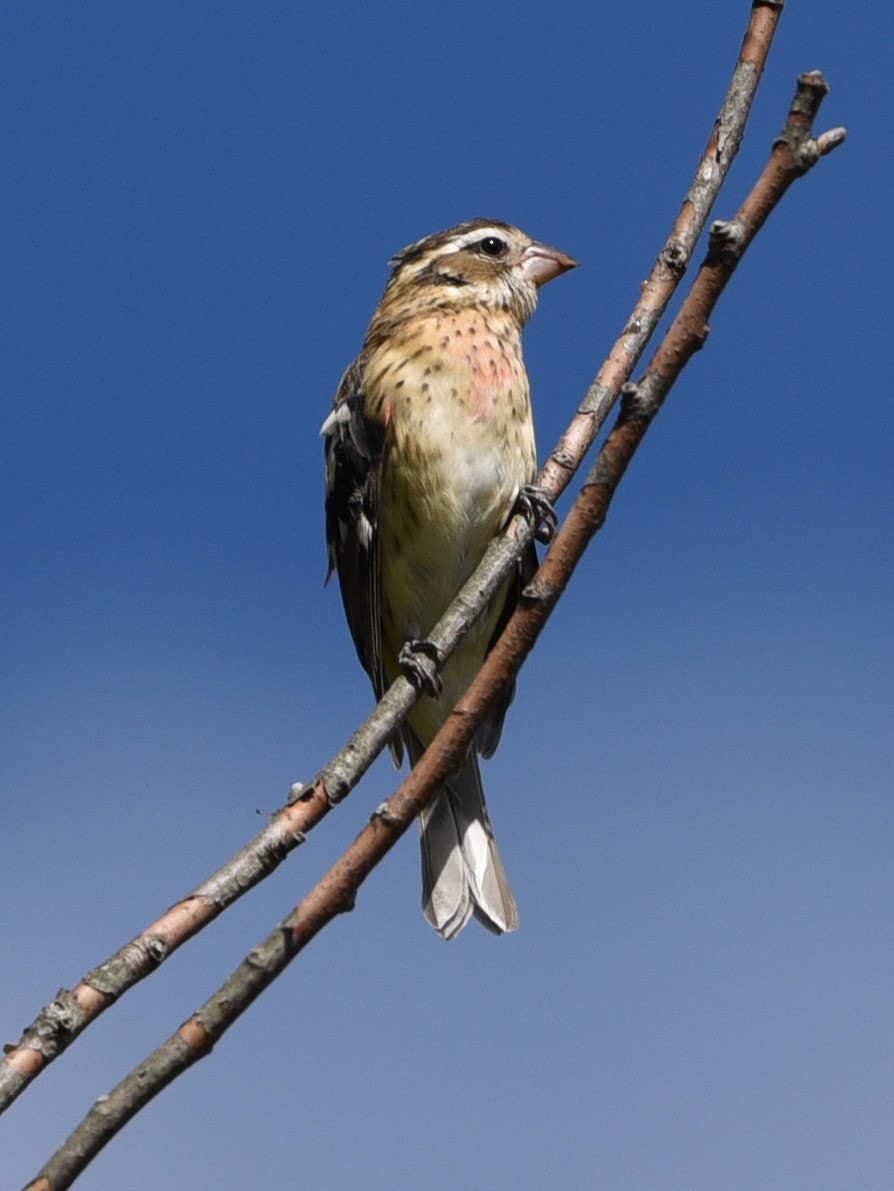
[447,227,509,253]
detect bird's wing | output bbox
[323,356,399,758]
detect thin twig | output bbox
[23,63,846,1191]
[0,2,783,1120]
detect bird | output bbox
[322,218,577,939]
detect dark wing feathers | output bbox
[323,356,389,712]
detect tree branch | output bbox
[22,60,846,1191]
[0,0,783,1123]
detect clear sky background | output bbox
[3,3,891,1188]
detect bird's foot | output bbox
[516,484,558,543]
[399,639,444,698]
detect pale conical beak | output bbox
[519,241,579,287]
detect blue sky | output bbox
[3,3,891,1188]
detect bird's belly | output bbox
[379,395,532,659]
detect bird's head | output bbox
[376,219,578,329]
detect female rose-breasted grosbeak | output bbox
[322,219,577,939]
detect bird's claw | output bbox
[399,639,444,698]
[516,484,558,544]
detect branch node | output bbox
[144,935,168,964]
[520,574,559,606]
[660,238,689,276]
[547,442,579,471]
[371,800,397,826]
[708,218,747,264]
[619,377,666,422]
[623,313,646,336]
[320,771,348,806]
[618,381,644,417]
[772,70,837,175]
[18,991,84,1058]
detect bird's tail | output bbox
[408,733,518,940]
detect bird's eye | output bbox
[478,236,507,257]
